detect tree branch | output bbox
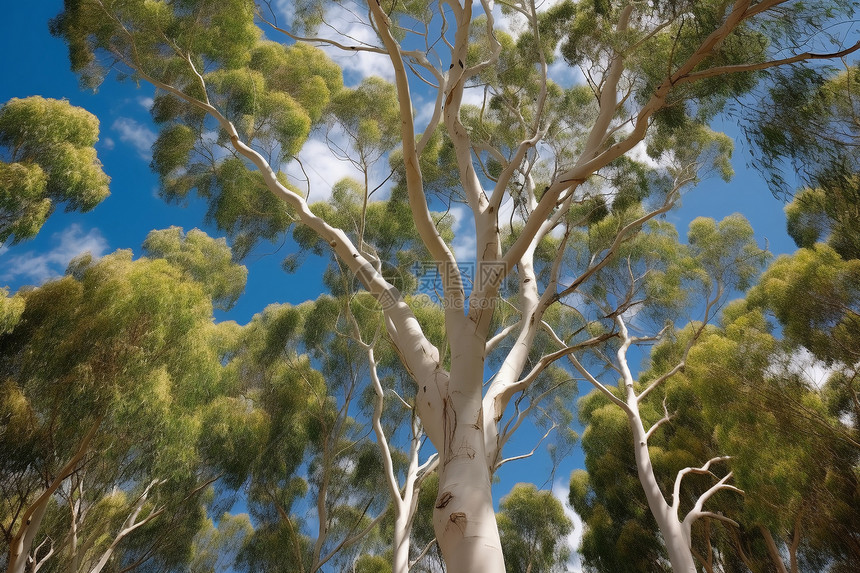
[675,40,860,86]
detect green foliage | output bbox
[750,244,860,366]
[189,513,253,573]
[686,302,860,568]
[0,229,237,572]
[0,96,109,243]
[687,213,770,292]
[143,226,248,310]
[0,288,24,335]
[331,77,402,160]
[355,554,393,573]
[498,484,572,573]
[785,177,860,261]
[746,64,860,194]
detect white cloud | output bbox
[285,133,364,202]
[269,0,296,22]
[780,347,839,389]
[628,139,662,170]
[548,57,587,89]
[100,137,115,151]
[1,225,109,284]
[552,479,585,573]
[137,96,154,110]
[112,117,157,160]
[461,85,488,109]
[293,4,393,85]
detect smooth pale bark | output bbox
[618,318,699,573]
[628,412,698,573]
[432,326,505,572]
[391,435,431,573]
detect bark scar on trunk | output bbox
[443,397,457,463]
[471,406,483,430]
[436,491,454,509]
[448,512,467,535]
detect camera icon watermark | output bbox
[408,260,507,310]
[352,260,508,311]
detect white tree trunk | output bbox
[628,412,697,573]
[7,420,101,573]
[432,329,505,572]
[7,497,50,573]
[392,510,412,573]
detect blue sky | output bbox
[0,2,797,302]
[0,2,804,566]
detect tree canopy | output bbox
[0,96,110,244]
[2,0,860,572]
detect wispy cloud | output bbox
[137,96,154,110]
[112,117,157,160]
[552,479,585,573]
[269,2,392,85]
[284,131,365,203]
[1,225,109,284]
[779,347,839,389]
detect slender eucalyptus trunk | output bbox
[392,510,411,573]
[628,411,697,573]
[7,419,101,573]
[7,498,50,573]
[760,526,790,573]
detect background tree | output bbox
[572,272,860,573]
[206,293,433,573]
[0,228,245,573]
[497,484,572,573]
[0,96,109,244]
[565,214,767,572]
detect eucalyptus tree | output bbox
[50,0,860,570]
[0,96,109,244]
[213,289,443,573]
[0,228,245,573]
[497,484,572,573]
[564,214,768,571]
[214,299,393,573]
[572,266,860,573]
